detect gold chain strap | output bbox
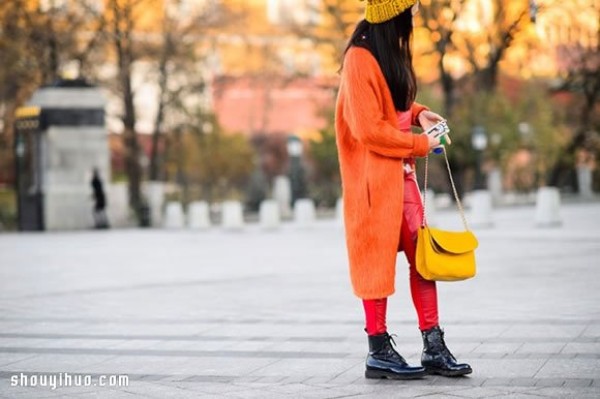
[421,155,429,227]
[421,147,470,231]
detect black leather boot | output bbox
[365,333,426,380]
[421,326,472,377]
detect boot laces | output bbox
[387,333,397,346]
[436,328,456,362]
[384,333,406,363]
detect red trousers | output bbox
[363,168,439,334]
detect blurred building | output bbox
[198,0,342,138]
[212,75,336,138]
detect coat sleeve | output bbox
[411,102,429,127]
[341,48,430,159]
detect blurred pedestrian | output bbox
[91,168,109,229]
[335,0,471,380]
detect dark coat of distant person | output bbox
[91,169,106,211]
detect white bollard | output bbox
[107,182,132,228]
[145,181,165,227]
[577,167,594,199]
[188,201,211,230]
[488,168,504,206]
[335,197,344,226]
[433,193,452,209]
[259,200,280,230]
[535,186,562,227]
[222,200,244,230]
[164,202,184,229]
[469,190,494,228]
[294,198,316,227]
[273,175,292,219]
[423,189,437,226]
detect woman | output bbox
[335,0,472,380]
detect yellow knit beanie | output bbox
[362,0,417,24]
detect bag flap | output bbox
[427,227,478,254]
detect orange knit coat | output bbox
[335,46,430,299]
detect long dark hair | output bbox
[342,9,417,111]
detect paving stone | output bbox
[533,387,600,399]
[535,358,600,379]
[581,324,600,338]
[534,378,565,387]
[509,377,538,387]
[467,359,546,379]
[562,378,593,387]
[490,393,556,399]
[443,386,506,398]
[471,342,522,354]
[516,342,566,355]
[481,378,512,387]
[561,342,600,354]
[1,202,600,398]
[0,354,40,368]
[500,325,587,340]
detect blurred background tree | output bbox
[1,0,599,231]
[0,0,105,186]
[165,110,254,204]
[415,0,598,196]
[307,110,340,208]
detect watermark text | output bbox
[10,372,129,390]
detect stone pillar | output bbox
[535,187,561,227]
[294,198,316,227]
[164,202,185,229]
[487,167,503,206]
[107,182,131,228]
[577,166,593,199]
[273,175,292,219]
[469,190,494,228]
[188,201,211,230]
[17,80,109,231]
[335,197,344,227]
[423,189,436,226]
[145,181,165,227]
[222,200,244,230]
[259,200,280,230]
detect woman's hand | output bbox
[419,110,452,149]
[426,134,442,151]
[418,110,444,131]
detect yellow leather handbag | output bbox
[415,148,478,281]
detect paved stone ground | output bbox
[0,201,599,398]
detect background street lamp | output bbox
[472,126,488,190]
[287,135,307,204]
[287,135,303,158]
